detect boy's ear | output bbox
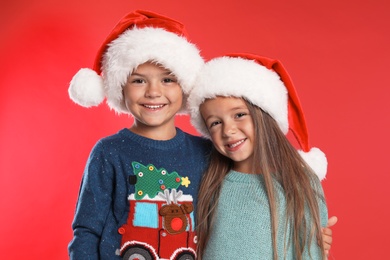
[121,87,131,113]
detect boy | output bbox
[68,10,210,259]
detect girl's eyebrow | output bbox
[230,105,248,111]
[234,106,247,109]
[202,104,248,120]
[203,114,217,122]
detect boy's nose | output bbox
[145,81,162,98]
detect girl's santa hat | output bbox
[188,53,327,180]
[68,10,204,114]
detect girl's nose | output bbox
[222,121,237,137]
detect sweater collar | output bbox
[119,127,185,150]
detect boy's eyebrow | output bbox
[129,72,143,77]
[129,71,175,77]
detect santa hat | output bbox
[68,10,204,114]
[188,53,327,180]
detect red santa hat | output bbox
[68,10,204,114]
[188,53,327,180]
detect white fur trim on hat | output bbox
[188,56,288,138]
[69,68,105,107]
[298,147,328,180]
[103,27,204,114]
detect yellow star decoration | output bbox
[181,176,191,188]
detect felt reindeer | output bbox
[158,189,194,235]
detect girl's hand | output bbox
[322,216,338,258]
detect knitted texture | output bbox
[203,170,328,259]
[69,128,211,259]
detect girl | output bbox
[188,53,329,259]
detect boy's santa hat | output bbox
[188,53,327,180]
[68,10,204,114]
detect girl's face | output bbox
[123,62,183,139]
[200,96,255,173]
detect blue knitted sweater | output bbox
[203,170,328,260]
[69,128,211,259]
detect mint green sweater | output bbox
[203,170,328,259]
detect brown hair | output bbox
[196,99,326,260]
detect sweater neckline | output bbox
[226,170,264,183]
[119,127,185,150]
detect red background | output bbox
[1,0,389,259]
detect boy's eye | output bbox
[163,77,177,83]
[130,78,145,84]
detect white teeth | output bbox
[228,139,244,148]
[144,105,164,109]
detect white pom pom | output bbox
[298,147,328,181]
[68,68,105,107]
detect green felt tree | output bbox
[131,161,190,200]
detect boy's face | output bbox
[123,62,183,136]
[200,96,255,173]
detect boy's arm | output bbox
[68,141,114,259]
[322,216,338,257]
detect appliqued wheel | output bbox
[176,252,195,260]
[122,247,153,260]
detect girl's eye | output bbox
[235,112,247,118]
[209,121,221,128]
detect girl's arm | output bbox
[322,216,338,258]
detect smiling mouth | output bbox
[143,104,165,109]
[227,139,245,148]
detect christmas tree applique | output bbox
[131,161,191,200]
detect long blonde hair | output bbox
[196,99,326,260]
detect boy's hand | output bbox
[322,216,338,258]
